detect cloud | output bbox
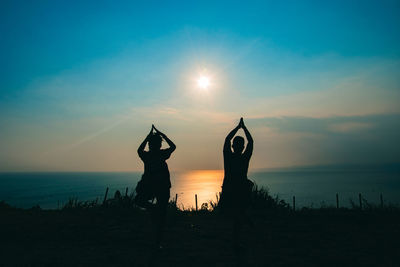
[247,113,400,168]
[248,114,398,134]
[327,122,373,133]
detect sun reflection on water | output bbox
[171,170,224,209]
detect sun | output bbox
[197,76,210,89]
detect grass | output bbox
[1,187,400,266]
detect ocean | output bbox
[1,167,399,209]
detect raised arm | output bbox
[224,121,241,153]
[137,127,153,158]
[242,118,253,157]
[153,125,176,153]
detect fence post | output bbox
[359,193,362,210]
[175,193,178,203]
[380,193,383,208]
[292,196,296,211]
[103,187,109,205]
[195,194,198,211]
[125,187,128,197]
[336,193,339,209]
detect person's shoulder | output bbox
[242,151,252,160]
[141,150,150,157]
[138,150,149,161]
[159,149,171,159]
[161,149,173,155]
[224,150,233,157]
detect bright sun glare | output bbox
[197,76,210,89]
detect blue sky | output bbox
[1,1,399,171]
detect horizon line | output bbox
[1,162,400,173]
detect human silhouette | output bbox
[219,117,254,250]
[135,124,176,248]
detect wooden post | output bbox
[359,193,362,210]
[125,187,128,197]
[103,187,109,205]
[380,193,383,208]
[336,193,339,209]
[175,193,178,204]
[195,194,198,211]
[292,196,295,211]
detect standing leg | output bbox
[233,208,248,266]
[154,189,170,248]
[233,209,244,249]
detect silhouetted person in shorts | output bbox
[219,117,254,248]
[136,124,176,248]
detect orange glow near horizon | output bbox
[171,170,224,209]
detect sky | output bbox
[1,0,400,171]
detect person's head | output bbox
[232,136,245,154]
[148,134,162,151]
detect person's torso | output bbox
[223,152,249,184]
[142,150,171,188]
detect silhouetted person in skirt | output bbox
[136,125,176,248]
